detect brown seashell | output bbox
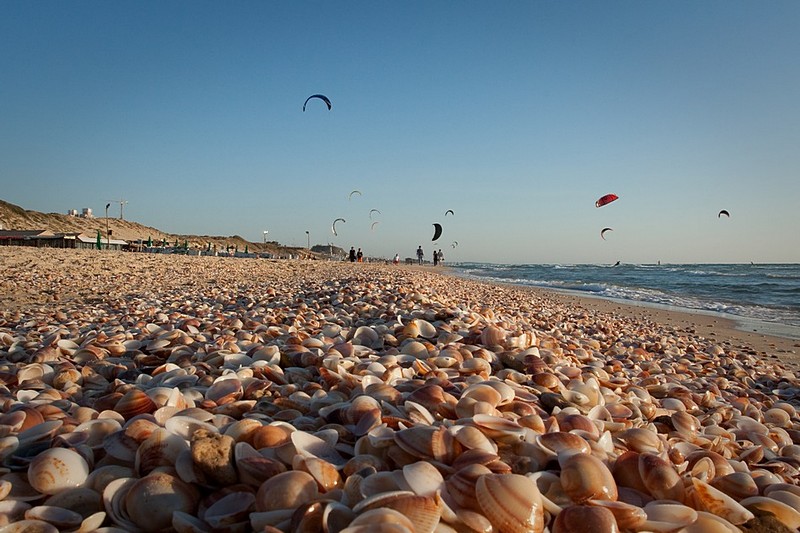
[559,452,618,504]
[447,464,491,510]
[356,491,442,533]
[125,472,200,531]
[553,504,619,533]
[293,456,342,492]
[205,377,243,405]
[638,452,684,503]
[476,473,544,533]
[586,499,647,531]
[690,478,754,525]
[113,389,157,421]
[255,471,319,512]
[251,424,293,450]
[481,325,506,347]
[394,426,459,464]
[710,472,759,501]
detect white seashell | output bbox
[164,415,219,440]
[402,461,445,497]
[691,478,754,525]
[28,448,90,495]
[203,491,255,528]
[0,520,59,533]
[291,431,346,467]
[23,505,83,529]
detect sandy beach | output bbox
[1,247,799,532]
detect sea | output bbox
[450,263,800,339]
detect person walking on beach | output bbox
[356,248,363,263]
[349,247,356,262]
[393,253,400,265]
[416,246,424,265]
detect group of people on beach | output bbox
[347,246,443,265]
[416,246,444,266]
[348,247,364,263]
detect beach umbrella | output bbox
[147,236,152,247]
[207,242,211,252]
[96,230,102,250]
[183,240,188,249]
[245,245,248,253]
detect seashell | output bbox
[481,325,506,347]
[251,424,294,450]
[293,456,342,492]
[23,505,83,529]
[402,461,445,497]
[766,489,800,512]
[394,426,458,464]
[586,499,647,531]
[346,507,415,531]
[205,377,243,405]
[124,472,200,531]
[444,463,488,509]
[559,451,618,503]
[357,492,442,533]
[203,491,255,529]
[42,487,104,519]
[535,432,591,458]
[400,341,429,358]
[709,472,759,500]
[476,473,544,533]
[0,520,59,533]
[164,415,219,441]
[255,471,319,512]
[642,501,698,532]
[638,452,684,503]
[690,478,754,525]
[114,389,158,420]
[28,448,90,495]
[135,427,189,477]
[291,430,346,468]
[552,504,618,533]
[678,511,741,533]
[17,420,63,447]
[450,425,497,454]
[739,496,800,530]
[73,418,123,449]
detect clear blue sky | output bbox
[2,1,798,263]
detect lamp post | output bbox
[105,203,111,249]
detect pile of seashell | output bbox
[0,248,799,532]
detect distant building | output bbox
[81,208,93,218]
[0,230,127,250]
[67,209,79,217]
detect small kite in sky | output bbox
[303,94,332,112]
[595,194,619,208]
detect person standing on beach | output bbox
[416,246,424,264]
[349,247,356,262]
[393,253,400,265]
[356,248,363,263]
[433,248,439,266]
[437,249,444,265]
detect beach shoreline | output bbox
[3,248,798,368]
[407,263,800,368]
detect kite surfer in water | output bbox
[613,261,621,267]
